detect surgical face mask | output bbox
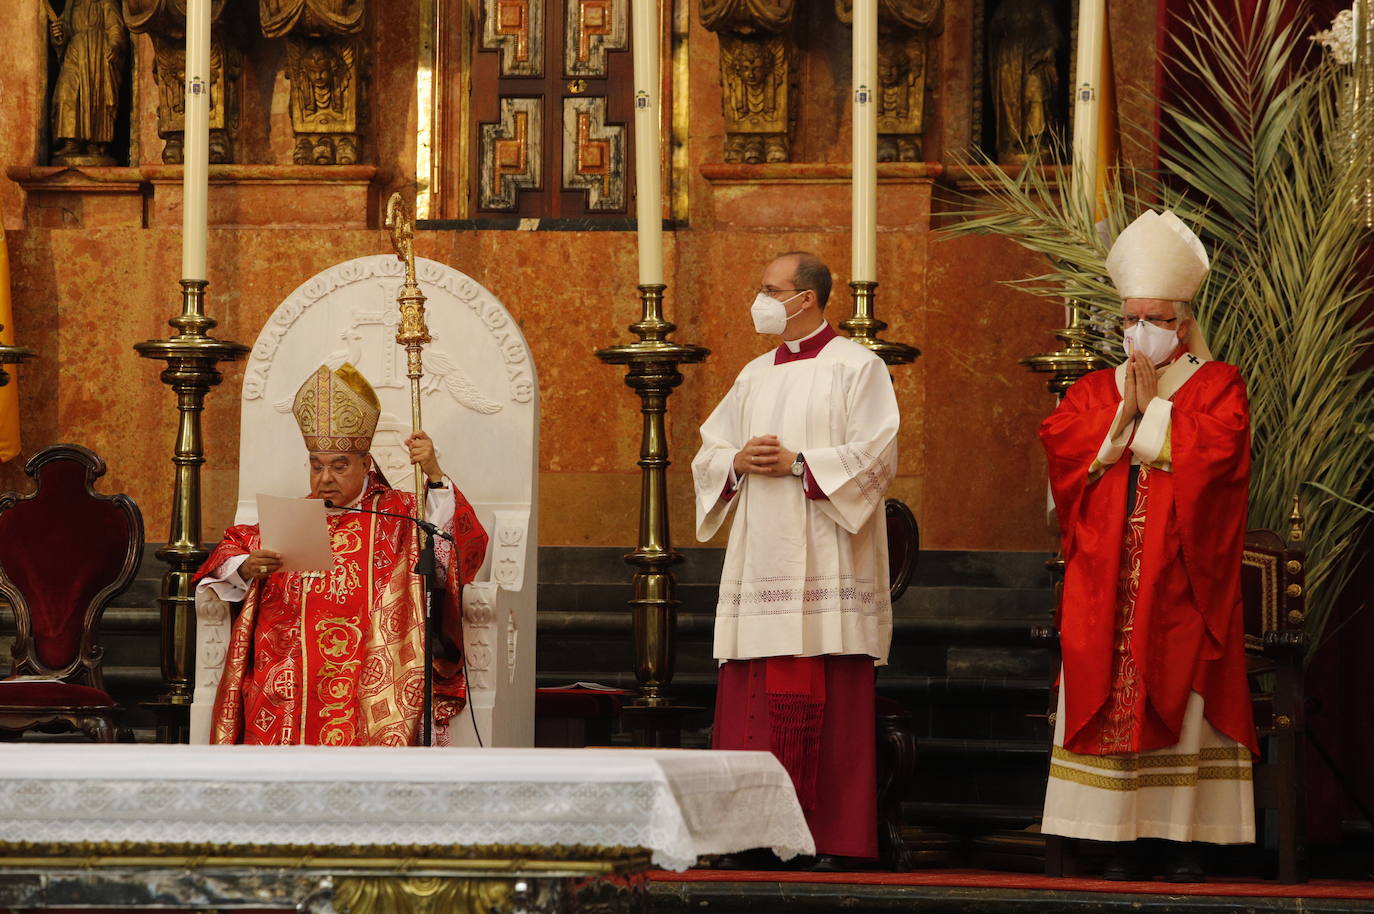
[751,291,805,335]
[1123,320,1181,365]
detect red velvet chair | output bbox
[0,444,143,742]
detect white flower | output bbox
[1313,8,1355,66]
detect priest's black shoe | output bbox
[809,855,870,873]
[1162,843,1206,883]
[713,849,777,871]
[1100,842,1151,881]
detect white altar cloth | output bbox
[0,746,813,872]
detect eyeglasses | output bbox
[1122,316,1179,329]
[755,287,808,297]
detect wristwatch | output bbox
[789,453,805,477]
[426,478,447,489]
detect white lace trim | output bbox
[0,746,815,872]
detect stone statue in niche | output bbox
[988,0,1063,165]
[47,0,129,165]
[122,0,242,164]
[836,0,941,162]
[701,0,795,163]
[260,0,366,164]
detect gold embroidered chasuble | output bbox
[198,473,487,745]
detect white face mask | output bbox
[751,291,805,335]
[1123,320,1181,366]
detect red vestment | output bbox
[195,472,488,745]
[1042,361,1258,757]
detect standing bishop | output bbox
[195,363,488,746]
[1040,211,1258,881]
[693,252,900,870]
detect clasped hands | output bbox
[1121,351,1161,421]
[733,435,798,479]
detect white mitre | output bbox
[1105,210,1210,301]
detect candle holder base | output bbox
[840,281,920,366]
[1020,323,1111,396]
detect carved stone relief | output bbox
[48,0,130,165]
[562,97,626,211]
[123,0,241,164]
[261,0,367,165]
[700,0,796,163]
[837,0,941,162]
[479,97,543,211]
[563,0,627,78]
[987,0,1063,164]
[482,0,545,77]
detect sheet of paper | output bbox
[255,494,333,573]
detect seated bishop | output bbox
[194,363,489,746]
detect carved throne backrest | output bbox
[198,255,539,746]
[0,444,144,688]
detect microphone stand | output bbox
[325,499,452,746]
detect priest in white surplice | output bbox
[693,252,899,870]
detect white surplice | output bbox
[692,332,900,664]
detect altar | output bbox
[0,745,813,913]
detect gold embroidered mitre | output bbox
[292,363,381,453]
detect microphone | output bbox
[322,499,454,542]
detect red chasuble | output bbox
[1042,362,1258,757]
[195,471,488,746]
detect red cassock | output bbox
[1042,362,1259,757]
[194,471,488,746]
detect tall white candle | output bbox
[182,0,210,282]
[1072,0,1106,207]
[631,0,664,286]
[851,0,878,283]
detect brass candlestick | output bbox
[596,285,708,720]
[1020,302,1110,396]
[134,280,248,741]
[840,281,920,366]
[0,322,35,388]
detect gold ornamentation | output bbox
[1049,762,1252,792]
[1285,559,1302,575]
[563,97,626,210]
[1285,583,1303,597]
[480,98,544,211]
[292,364,382,453]
[1287,609,1304,625]
[123,0,241,164]
[334,876,513,914]
[1052,744,1251,771]
[565,0,627,78]
[47,0,129,166]
[483,0,544,77]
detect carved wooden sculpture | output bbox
[48,0,129,165]
[123,0,241,164]
[700,0,795,164]
[987,0,1063,165]
[260,0,366,164]
[836,0,941,162]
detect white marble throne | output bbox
[190,255,538,747]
